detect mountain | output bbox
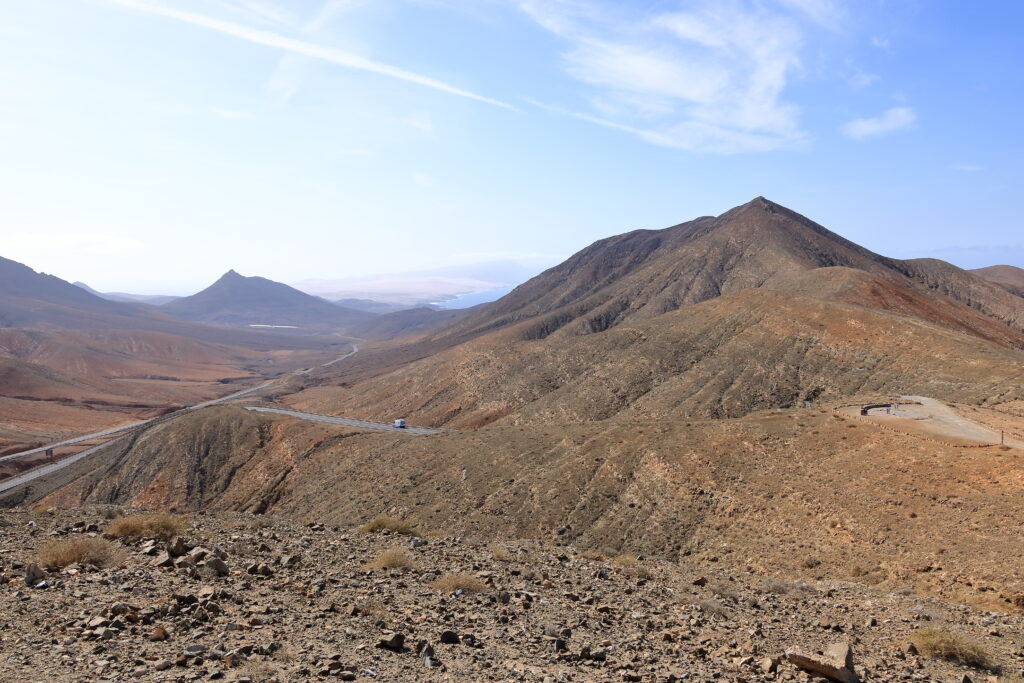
[0,256,340,349]
[435,197,1024,346]
[73,281,178,306]
[161,270,374,331]
[276,198,1024,428]
[972,265,1024,297]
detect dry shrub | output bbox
[579,548,607,561]
[359,517,421,537]
[430,572,487,593]
[353,598,388,619]
[489,543,513,562]
[37,536,125,569]
[708,584,740,602]
[100,507,124,521]
[912,627,995,670]
[106,512,185,542]
[239,661,285,682]
[424,529,445,538]
[764,577,817,595]
[364,548,416,571]
[611,553,638,567]
[698,598,729,618]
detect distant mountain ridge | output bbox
[0,256,337,349]
[73,282,178,306]
[972,265,1024,297]
[161,270,373,331]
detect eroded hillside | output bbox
[31,403,1024,613]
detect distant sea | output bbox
[434,286,514,310]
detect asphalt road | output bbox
[0,343,440,498]
[0,437,132,495]
[243,406,443,435]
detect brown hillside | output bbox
[37,404,1024,612]
[286,289,1024,428]
[972,264,1024,296]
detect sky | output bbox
[1,0,1022,295]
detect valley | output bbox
[3,198,1024,681]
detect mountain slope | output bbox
[36,403,1024,611]
[162,270,373,331]
[434,198,1024,345]
[0,256,342,350]
[288,289,1024,428]
[972,264,1024,296]
[344,305,480,341]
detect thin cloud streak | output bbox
[841,106,916,139]
[100,0,513,109]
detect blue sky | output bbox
[1,0,1022,295]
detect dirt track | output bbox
[857,395,1024,449]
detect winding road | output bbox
[0,343,439,499]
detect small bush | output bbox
[489,543,513,562]
[106,512,185,541]
[430,572,487,593]
[100,507,124,521]
[698,599,729,618]
[37,537,125,569]
[611,553,638,567]
[359,517,421,537]
[579,548,609,561]
[353,598,388,619]
[912,627,995,670]
[364,548,416,571]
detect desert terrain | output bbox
[3,198,1024,681]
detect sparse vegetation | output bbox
[611,552,638,567]
[912,627,995,670]
[106,512,186,541]
[489,543,513,562]
[37,536,125,569]
[100,507,124,520]
[359,516,421,537]
[363,548,416,571]
[698,598,729,618]
[430,572,487,593]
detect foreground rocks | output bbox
[0,508,1021,682]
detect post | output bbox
[1002,430,1005,446]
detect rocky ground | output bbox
[0,509,1021,682]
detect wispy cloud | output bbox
[100,0,512,109]
[517,0,815,153]
[841,106,916,139]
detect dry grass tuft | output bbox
[489,543,513,562]
[106,512,186,542]
[100,507,124,521]
[359,516,421,537]
[611,553,638,567]
[37,536,125,569]
[363,548,416,572]
[430,572,487,593]
[698,598,729,618]
[912,627,995,670]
